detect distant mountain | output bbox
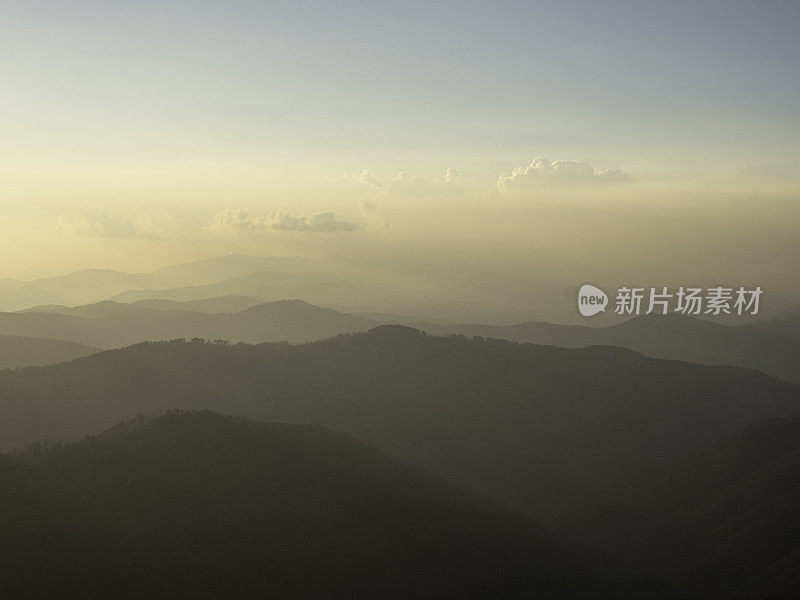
[0,300,374,348]
[0,285,69,312]
[579,416,800,599]
[149,253,328,286]
[23,295,265,315]
[109,268,435,310]
[30,269,160,305]
[420,313,800,383]
[0,335,98,369]
[739,306,800,342]
[0,327,796,527]
[128,295,263,313]
[0,278,25,292]
[0,410,645,599]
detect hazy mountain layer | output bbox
[0,284,69,312]
[0,327,796,524]
[0,300,374,348]
[0,335,98,369]
[419,313,800,383]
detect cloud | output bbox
[57,209,138,239]
[497,156,631,193]
[356,168,463,198]
[358,199,389,230]
[57,208,182,239]
[205,207,361,235]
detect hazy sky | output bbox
[0,1,798,294]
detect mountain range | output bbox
[1,300,374,348]
[0,335,98,370]
[1,327,796,515]
[1,410,653,599]
[0,327,798,596]
[578,416,800,599]
[5,297,799,383]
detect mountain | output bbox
[149,253,331,286]
[418,313,800,383]
[0,335,98,369]
[128,295,263,313]
[739,306,800,342]
[30,269,161,305]
[0,300,375,348]
[0,284,69,312]
[0,410,647,599]
[579,416,800,599]
[108,268,436,310]
[0,277,25,292]
[0,327,796,526]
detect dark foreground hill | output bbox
[0,335,98,369]
[0,410,647,599]
[421,313,800,383]
[1,327,797,525]
[579,416,800,599]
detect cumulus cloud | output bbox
[497,156,631,193]
[358,199,389,230]
[57,207,183,239]
[355,168,463,198]
[204,207,361,235]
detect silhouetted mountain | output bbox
[0,328,796,527]
[0,410,644,599]
[0,335,98,369]
[0,300,374,347]
[579,416,800,598]
[419,313,800,383]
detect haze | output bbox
[1,0,798,300]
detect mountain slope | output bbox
[739,307,800,342]
[0,410,640,599]
[128,295,263,313]
[109,268,426,309]
[579,416,800,599]
[0,327,796,523]
[0,285,69,312]
[30,269,160,305]
[0,335,98,369]
[0,300,375,347]
[420,313,800,383]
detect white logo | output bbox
[578,284,608,317]
[576,284,763,317]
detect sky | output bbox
[0,0,798,296]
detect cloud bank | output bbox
[205,208,361,235]
[497,156,631,193]
[56,208,180,239]
[356,168,463,198]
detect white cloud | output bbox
[205,207,361,235]
[497,156,631,193]
[56,208,138,239]
[356,168,463,198]
[56,207,183,239]
[358,199,389,230]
